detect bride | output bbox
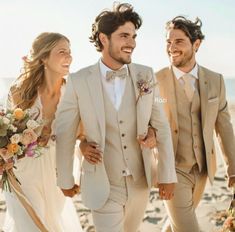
[2,32,83,232]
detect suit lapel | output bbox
[198,66,208,129]
[159,67,178,129]
[86,63,105,141]
[128,64,151,135]
[127,63,139,100]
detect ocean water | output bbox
[225,78,235,102]
[0,77,235,106]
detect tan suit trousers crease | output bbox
[92,175,149,232]
[163,166,207,232]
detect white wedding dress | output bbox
[3,95,83,232]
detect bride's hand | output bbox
[0,160,14,189]
[0,160,14,175]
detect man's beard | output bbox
[108,44,132,65]
[171,49,194,68]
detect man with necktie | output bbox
[156,16,235,232]
[56,3,177,232]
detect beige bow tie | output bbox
[106,68,128,81]
[182,74,195,102]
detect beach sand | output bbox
[0,102,235,232]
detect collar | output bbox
[172,64,199,80]
[99,59,128,79]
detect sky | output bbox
[0,0,235,79]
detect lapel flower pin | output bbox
[136,73,156,104]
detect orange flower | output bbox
[7,143,20,154]
[13,108,25,120]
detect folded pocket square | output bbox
[208,97,218,103]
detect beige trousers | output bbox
[92,175,149,232]
[162,166,207,232]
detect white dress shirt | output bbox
[99,59,127,110]
[172,64,199,90]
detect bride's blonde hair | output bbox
[10,32,69,110]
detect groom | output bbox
[56,3,177,232]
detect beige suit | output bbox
[156,66,235,232]
[56,62,177,231]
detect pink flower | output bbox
[25,141,37,157]
[21,129,38,145]
[136,77,156,104]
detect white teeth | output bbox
[123,48,132,53]
[170,53,180,57]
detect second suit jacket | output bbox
[156,65,235,184]
[56,62,177,210]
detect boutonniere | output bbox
[136,74,156,104]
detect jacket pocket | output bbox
[208,97,218,103]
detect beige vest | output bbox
[102,75,145,182]
[174,77,206,172]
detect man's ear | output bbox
[193,39,201,53]
[99,33,108,47]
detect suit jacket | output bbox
[56,62,177,209]
[156,65,235,184]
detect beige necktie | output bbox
[106,68,127,81]
[182,74,195,102]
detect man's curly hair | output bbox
[89,3,142,52]
[166,16,205,44]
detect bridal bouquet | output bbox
[0,107,43,190]
[221,190,235,232]
[222,210,235,232]
[212,187,235,232]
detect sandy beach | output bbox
[0,101,235,232]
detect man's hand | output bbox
[79,140,102,165]
[61,184,80,198]
[228,176,235,188]
[138,127,157,149]
[158,183,175,200]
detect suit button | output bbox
[174,130,178,134]
[119,120,123,124]
[124,145,127,149]
[122,133,125,137]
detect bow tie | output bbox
[106,68,128,81]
